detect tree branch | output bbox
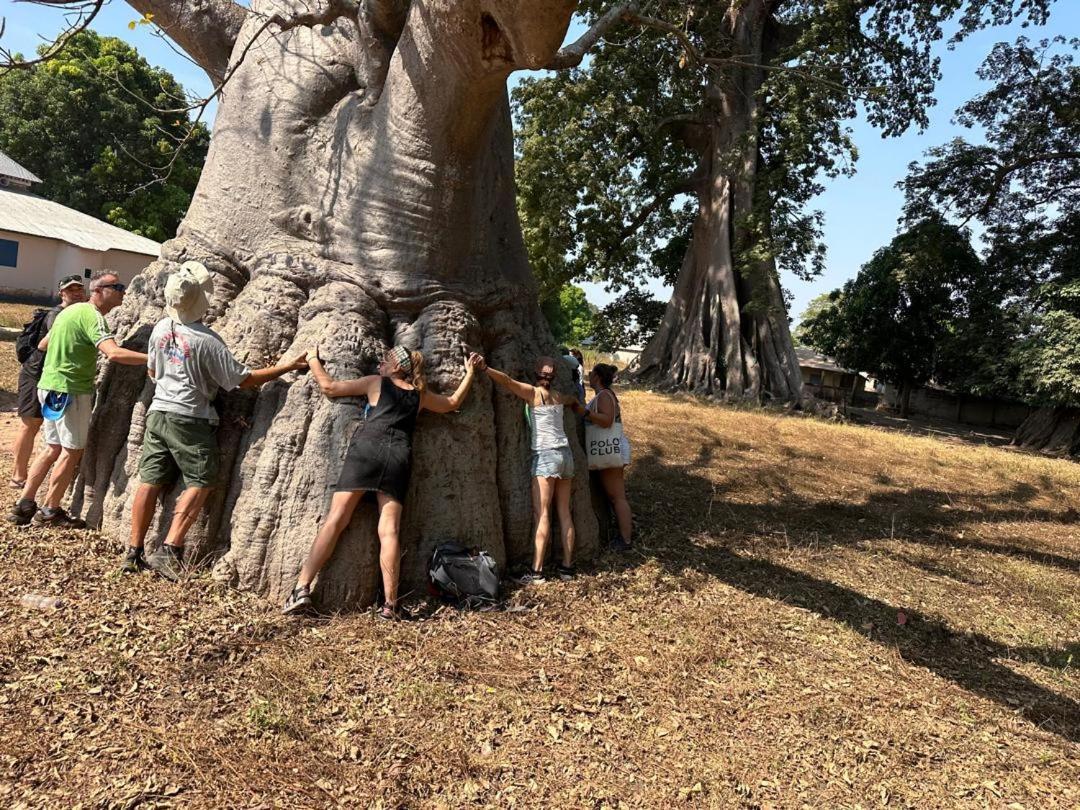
[124,0,249,85]
[546,3,702,71]
[0,0,104,72]
[978,151,1080,218]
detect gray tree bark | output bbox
[70,0,601,609]
[634,0,803,403]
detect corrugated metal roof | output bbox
[0,150,42,185]
[796,346,855,374]
[0,186,160,256]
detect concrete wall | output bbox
[802,367,858,403]
[0,229,155,300]
[883,384,1032,429]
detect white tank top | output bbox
[530,392,569,451]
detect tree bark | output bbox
[634,1,803,403]
[71,0,599,610]
[1013,406,1080,456]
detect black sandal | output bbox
[376,603,401,621]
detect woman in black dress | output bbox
[284,345,483,619]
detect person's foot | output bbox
[120,547,148,574]
[146,544,185,582]
[7,499,37,526]
[9,478,25,490]
[31,506,87,529]
[556,564,576,581]
[376,602,401,621]
[282,585,313,616]
[514,569,547,586]
[608,537,632,553]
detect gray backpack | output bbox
[428,542,500,607]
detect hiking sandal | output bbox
[376,603,401,621]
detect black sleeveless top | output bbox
[364,377,421,438]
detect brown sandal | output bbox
[9,479,25,490]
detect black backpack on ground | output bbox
[15,308,51,365]
[428,542,500,607]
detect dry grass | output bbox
[0,301,38,330]
[0,342,1077,808]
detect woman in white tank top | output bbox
[481,355,584,584]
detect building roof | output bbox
[795,347,855,374]
[0,186,160,256]
[0,150,42,185]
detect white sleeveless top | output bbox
[529,391,569,451]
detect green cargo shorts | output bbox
[139,411,220,488]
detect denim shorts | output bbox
[531,447,574,479]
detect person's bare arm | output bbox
[585,390,616,428]
[37,334,49,352]
[308,351,378,398]
[422,353,483,414]
[485,366,536,403]
[97,338,148,366]
[238,353,309,389]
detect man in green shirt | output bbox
[9,271,148,528]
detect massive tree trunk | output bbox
[635,1,803,403]
[1013,407,1080,456]
[69,0,601,609]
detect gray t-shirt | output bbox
[147,318,250,423]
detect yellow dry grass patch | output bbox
[0,345,1077,807]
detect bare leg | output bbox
[43,448,83,509]
[296,491,364,588]
[376,493,403,605]
[164,486,213,548]
[531,476,556,572]
[600,467,633,543]
[129,483,163,549]
[11,417,42,482]
[554,477,575,567]
[20,443,61,503]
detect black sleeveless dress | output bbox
[333,377,421,503]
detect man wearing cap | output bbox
[9,271,148,528]
[9,275,86,491]
[123,261,308,580]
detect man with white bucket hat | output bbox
[124,260,309,580]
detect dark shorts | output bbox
[17,368,42,420]
[139,411,220,488]
[333,426,412,504]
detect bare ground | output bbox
[0,341,1077,808]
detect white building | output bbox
[0,150,160,300]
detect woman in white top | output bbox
[584,363,633,551]
[482,356,583,584]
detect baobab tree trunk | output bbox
[69,0,601,609]
[635,2,803,403]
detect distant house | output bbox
[0,150,159,300]
[796,347,863,403]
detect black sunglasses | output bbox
[536,372,555,381]
[96,282,126,293]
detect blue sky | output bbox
[2,2,1077,322]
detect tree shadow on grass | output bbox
[614,451,1080,743]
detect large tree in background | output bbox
[0,30,208,242]
[800,218,984,417]
[514,0,1058,401]
[904,37,1080,452]
[8,0,606,611]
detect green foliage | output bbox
[591,288,667,351]
[514,1,1058,312]
[542,284,596,346]
[0,30,208,242]
[800,219,986,389]
[793,293,836,347]
[905,36,1080,405]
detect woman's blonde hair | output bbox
[408,350,426,393]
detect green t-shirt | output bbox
[37,302,114,395]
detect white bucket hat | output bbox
[164,260,215,324]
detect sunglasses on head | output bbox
[96,282,126,293]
